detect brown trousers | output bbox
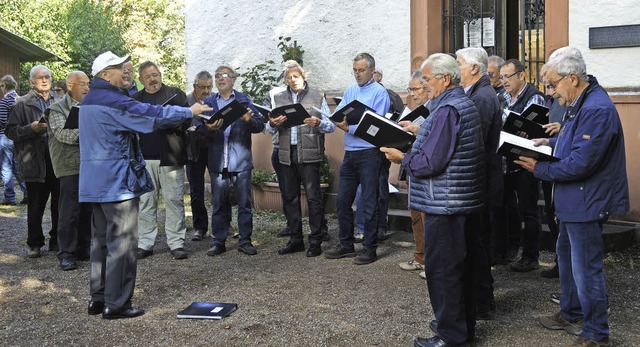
[411,209,425,265]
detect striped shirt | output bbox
[0,90,18,134]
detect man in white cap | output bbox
[79,51,211,319]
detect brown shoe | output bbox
[567,336,610,347]
[538,311,583,336]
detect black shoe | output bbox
[353,248,377,265]
[511,257,540,272]
[87,301,105,315]
[306,245,322,257]
[324,245,356,259]
[75,250,90,261]
[136,248,153,259]
[238,243,257,255]
[19,196,28,205]
[191,229,206,241]
[170,248,189,260]
[506,247,519,263]
[206,244,226,256]
[414,335,458,347]
[102,307,145,320]
[276,228,291,238]
[278,241,305,255]
[320,232,331,242]
[540,264,560,278]
[60,257,78,271]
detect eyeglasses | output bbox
[52,88,64,92]
[422,74,443,83]
[545,75,567,90]
[407,87,424,93]
[142,72,160,80]
[69,82,90,88]
[499,71,521,81]
[214,73,232,79]
[195,84,213,90]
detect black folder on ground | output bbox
[63,106,80,129]
[176,302,238,320]
[255,103,310,128]
[389,104,429,125]
[330,100,374,125]
[354,110,415,152]
[497,131,559,162]
[198,100,247,131]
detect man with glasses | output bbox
[516,47,628,347]
[498,59,545,272]
[201,65,264,257]
[187,71,214,242]
[133,61,191,260]
[382,53,484,347]
[80,51,212,319]
[324,52,390,265]
[44,71,93,271]
[6,65,61,259]
[122,60,139,96]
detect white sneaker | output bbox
[399,259,424,271]
[354,233,364,243]
[419,271,426,279]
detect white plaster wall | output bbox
[185,0,410,95]
[569,0,640,89]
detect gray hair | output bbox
[193,70,212,84]
[487,55,505,67]
[283,60,306,79]
[215,65,238,78]
[138,61,161,77]
[549,46,583,61]
[1,75,17,90]
[29,65,51,81]
[547,55,589,82]
[353,53,375,69]
[455,47,488,74]
[410,69,423,80]
[421,53,461,86]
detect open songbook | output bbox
[497,131,559,162]
[197,100,247,131]
[327,100,374,125]
[503,103,550,139]
[354,110,416,152]
[389,104,429,125]
[254,103,311,128]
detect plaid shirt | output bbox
[49,98,80,145]
[501,85,545,123]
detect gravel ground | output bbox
[1,200,639,347]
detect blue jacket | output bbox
[200,90,264,173]
[409,87,485,215]
[533,76,629,222]
[79,78,193,203]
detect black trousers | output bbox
[186,147,209,231]
[475,208,494,313]
[424,213,478,345]
[504,170,541,261]
[25,155,59,248]
[57,174,92,260]
[281,147,324,246]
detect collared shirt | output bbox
[34,91,55,112]
[215,91,236,169]
[49,98,80,145]
[264,89,334,144]
[501,84,545,122]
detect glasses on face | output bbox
[214,73,232,79]
[545,75,568,90]
[196,84,213,90]
[52,88,64,92]
[142,72,160,80]
[422,74,443,83]
[499,71,521,81]
[407,87,424,93]
[69,82,90,88]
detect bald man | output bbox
[44,71,93,271]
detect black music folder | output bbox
[354,110,415,152]
[503,112,549,139]
[390,104,429,125]
[497,131,559,162]
[256,103,311,128]
[198,100,247,131]
[329,99,374,125]
[63,106,80,129]
[176,302,238,320]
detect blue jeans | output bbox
[210,170,253,246]
[336,148,382,251]
[557,220,609,341]
[355,159,390,234]
[0,134,27,203]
